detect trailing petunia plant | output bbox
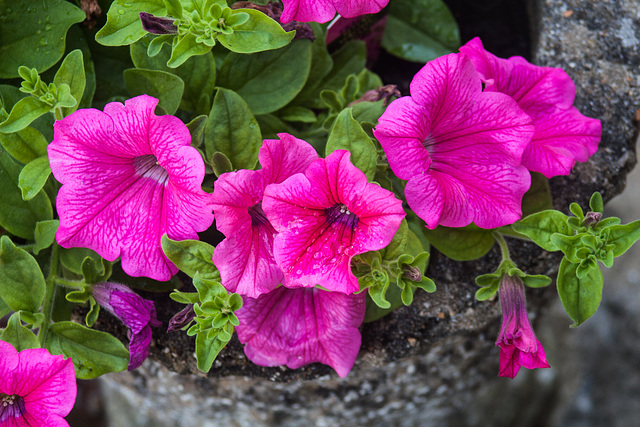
[1,2,640,420]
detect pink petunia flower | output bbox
[235,286,366,377]
[0,340,76,427]
[211,134,318,298]
[263,150,405,294]
[496,274,550,379]
[48,95,214,281]
[373,53,534,229]
[459,37,601,178]
[280,0,389,24]
[92,282,162,370]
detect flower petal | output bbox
[211,169,261,237]
[333,0,389,18]
[127,326,153,370]
[280,0,336,23]
[236,287,366,377]
[259,133,319,185]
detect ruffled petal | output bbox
[280,0,336,23]
[259,133,319,185]
[333,0,389,18]
[211,169,262,237]
[236,287,366,377]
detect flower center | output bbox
[0,394,26,422]
[249,202,270,227]
[423,134,437,149]
[133,154,169,185]
[325,203,359,229]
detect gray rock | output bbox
[99,0,640,425]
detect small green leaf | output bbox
[0,150,53,239]
[217,39,312,115]
[59,247,102,275]
[0,97,50,134]
[0,125,48,164]
[46,321,130,379]
[186,114,208,148]
[557,257,604,327]
[364,282,403,323]
[81,256,112,285]
[0,0,86,78]
[1,312,41,351]
[423,224,494,261]
[161,235,219,281]
[124,68,185,115]
[168,33,212,68]
[512,210,572,252]
[204,88,261,169]
[18,155,51,201]
[326,108,377,181]
[589,192,604,213]
[217,9,294,53]
[549,233,583,263]
[34,220,59,255]
[570,202,584,220]
[607,220,640,257]
[521,274,552,288]
[380,219,409,261]
[475,283,499,301]
[86,298,100,327]
[96,0,167,46]
[53,49,86,116]
[210,151,233,176]
[0,236,46,313]
[195,328,231,373]
[278,106,316,123]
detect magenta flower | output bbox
[48,95,214,281]
[280,0,389,24]
[211,134,318,298]
[373,53,534,229]
[460,37,601,178]
[235,286,366,377]
[0,340,76,427]
[92,282,162,370]
[496,275,550,379]
[263,150,405,294]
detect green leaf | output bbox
[1,312,41,351]
[0,0,86,78]
[217,39,312,115]
[380,219,409,261]
[195,327,231,373]
[124,68,185,115]
[81,256,112,285]
[607,220,640,257]
[34,220,59,255]
[210,151,233,176]
[168,33,212,68]
[423,224,494,261]
[326,109,377,181]
[589,192,604,213]
[217,9,294,53]
[18,155,51,201]
[0,236,46,313]
[186,114,208,148]
[0,298,10,318]
[60,247,102,275]
[96,0,167,46]
[512,210,572,252]
[0,150,53,239]
[278,106,316,123]
[475,282,499,301]
[0,97,50,134]
[521,274,552,288]
[291,24,334,107]
[46,321,130,379]
[382,0,460,63]
[557,257,604,327]
[364,282,403,323]
[53,49,86,117]
[132,38,216,111]
[204,88,261,169]
[521,172,553,217]
[161,235,219,281]
[0,126,48,164]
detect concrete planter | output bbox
[98,1,639,425]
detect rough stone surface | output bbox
[99,0,640,425]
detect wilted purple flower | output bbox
[496,275,550,378]
[92,282,162,370]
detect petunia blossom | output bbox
[235,286,366,377]
[280,0,389,24]
[92,282,162,370]
[373,53,534,229]
[0,340,76,427]
[496,274,550,379]
[459,37,601,178]
[48,95,214,281]
[211,134,318,298]
[263,150,405,294]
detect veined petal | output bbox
[280,0,336,23]
[127,326,153,370]
[523,106,602,177]
[259,133,319,185]
[236,287,366,377]
[213,223,283,298]
[0,340,20,391]
[333,0,389,18]
[211,169,263,237]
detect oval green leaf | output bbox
[557,257,604,327]
[0,236,46,313]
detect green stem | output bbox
[53,108,63,121]
[55,278,84,288]
[492,231,511,262]
[38,243,59,345]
